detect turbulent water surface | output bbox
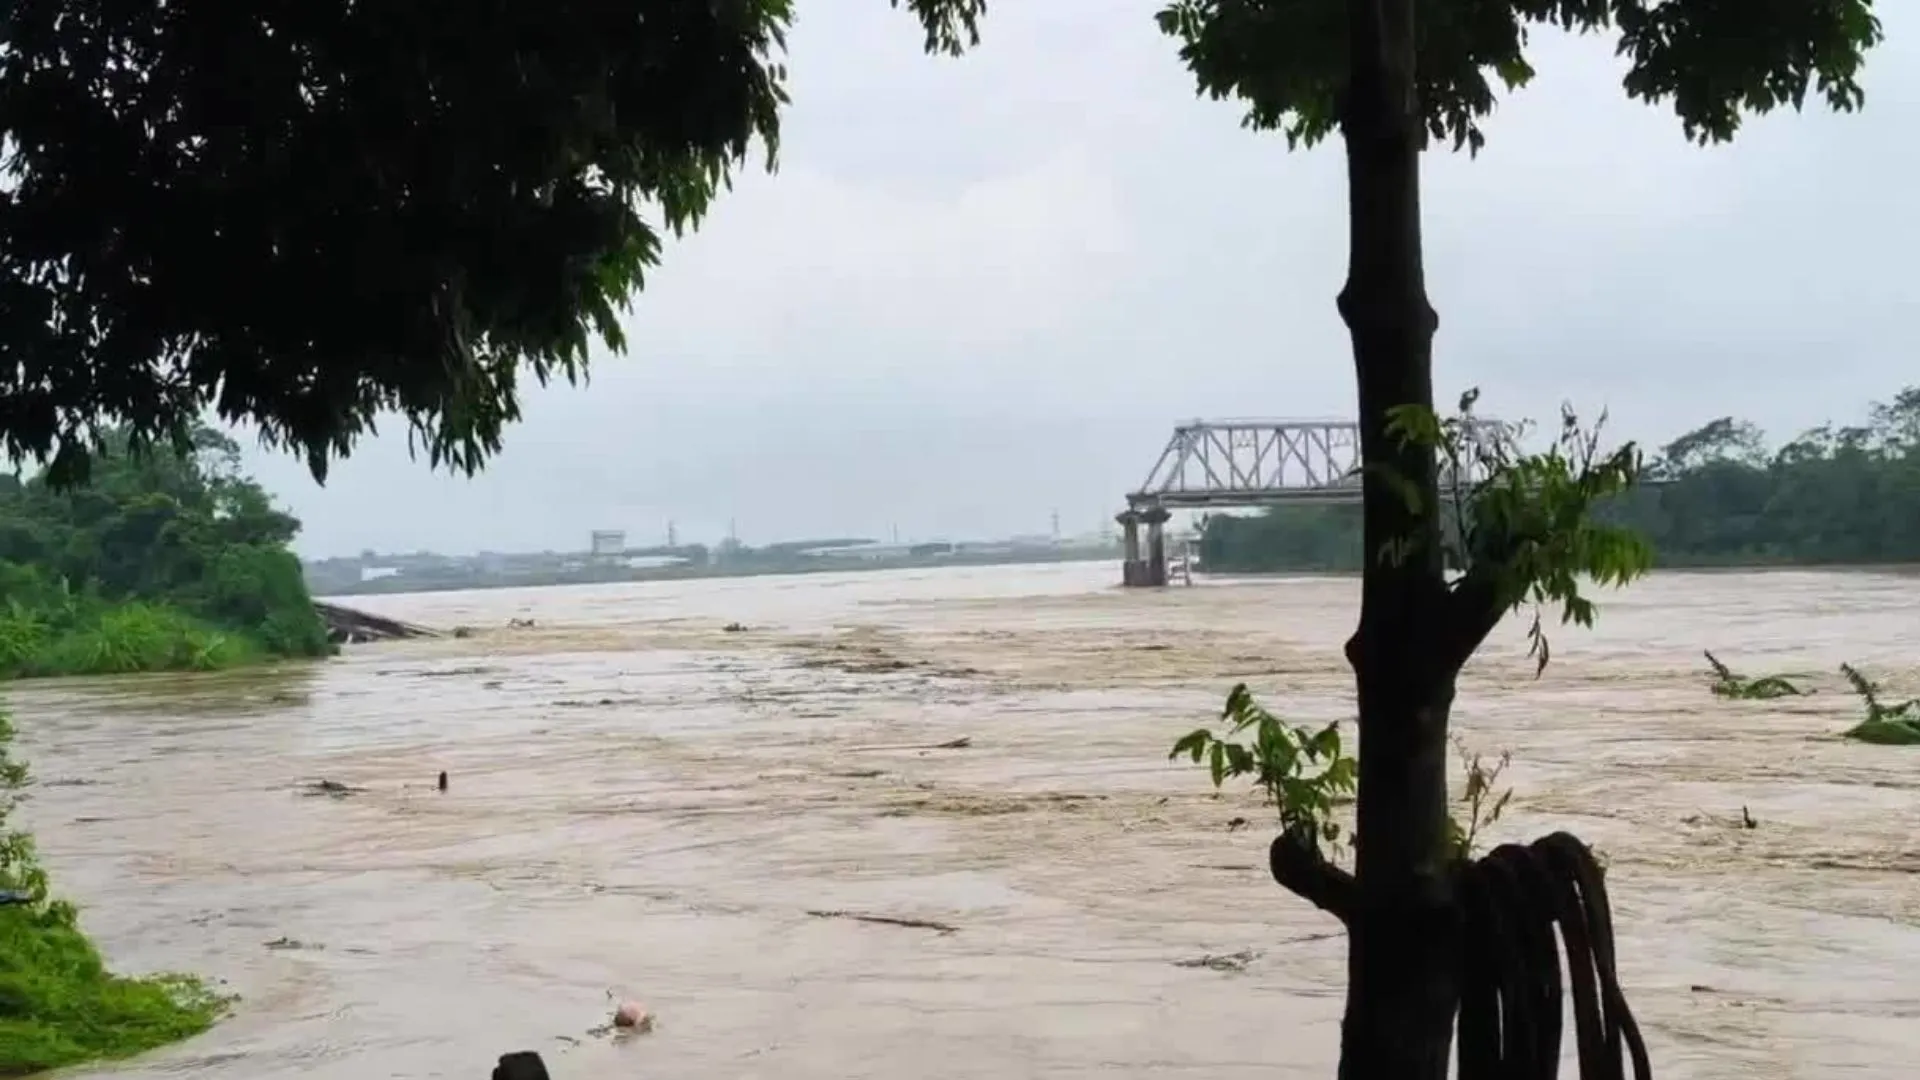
[12,563,1920,1079]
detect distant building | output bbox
[623,555,688,571]
[359,566,401,582]
[589,530,626,557]
[801,541,938,561]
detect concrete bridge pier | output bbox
[1141,506,1170,587]
[1116,509,1143,586]
[1117,506,1170,587]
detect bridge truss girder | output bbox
[1125,417,1509,511]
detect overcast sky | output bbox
[242,2,1920,557]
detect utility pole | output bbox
[666,520,678,548]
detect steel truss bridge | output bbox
[1112,417,1511,587]
[1125,417,1509,512]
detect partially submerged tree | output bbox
[1145,1,1882,1078]
[0,0,984,484]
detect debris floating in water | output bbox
[1173,948,1260,973]
[298,778,365,799]
[806,909,959,934]
[845,736,972,753]
[437,770,448,792]
[612,1000,653,1032]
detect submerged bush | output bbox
[0,709,226,1074]
[1703,650,1810,700]
[1839,664,1920,745]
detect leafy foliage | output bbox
[1170,685,1514,863]
[1839,663,1920,746]
[0,709,227,1074]
[1703,650,1809,700]
[0,0,980,484]
[0,425,326,678]
[1383,391,1653,671]
[1155,0,1883,152]
[1205,385,1920,573]
[1171,683,1358,851]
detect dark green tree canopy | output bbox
[0,0,981,484]
[1158,0,1883,150]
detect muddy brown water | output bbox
[11,563,1920,1079]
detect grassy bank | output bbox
[0,598,266,681]
[0,711,226,1075]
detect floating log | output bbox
[314,601,440,645]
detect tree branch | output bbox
[1439,566,1504,672]
[1270,829,1356,925]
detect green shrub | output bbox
[1840,664,1920,745]
[0,598,261,681]
[0,424,334,681]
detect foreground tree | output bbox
[0,0,982,483]
[1148,1,1883,1078]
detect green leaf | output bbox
[1169,729,1214,762]
[1321,756,1357,794]
[1307,721,1342,761]
[1223,742,1256,777]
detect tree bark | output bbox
[1333,1,1461,1078]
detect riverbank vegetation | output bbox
[0,709,226,1074]
[1202,387,1920,574]
[0,426,329,679]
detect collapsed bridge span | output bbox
[313,602,440,645]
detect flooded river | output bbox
[11,563,1920,1079]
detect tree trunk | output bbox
[1334,1,1461,1078]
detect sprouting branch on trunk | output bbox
[1171,683,1358,845]
[1378,391,1654,674]
[1171,686,1521,926]
[1269,827,1356,924]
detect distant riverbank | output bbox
[1196,559,1920,580]
[311,547,1119,598]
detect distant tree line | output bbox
[1201,387,1920,573]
